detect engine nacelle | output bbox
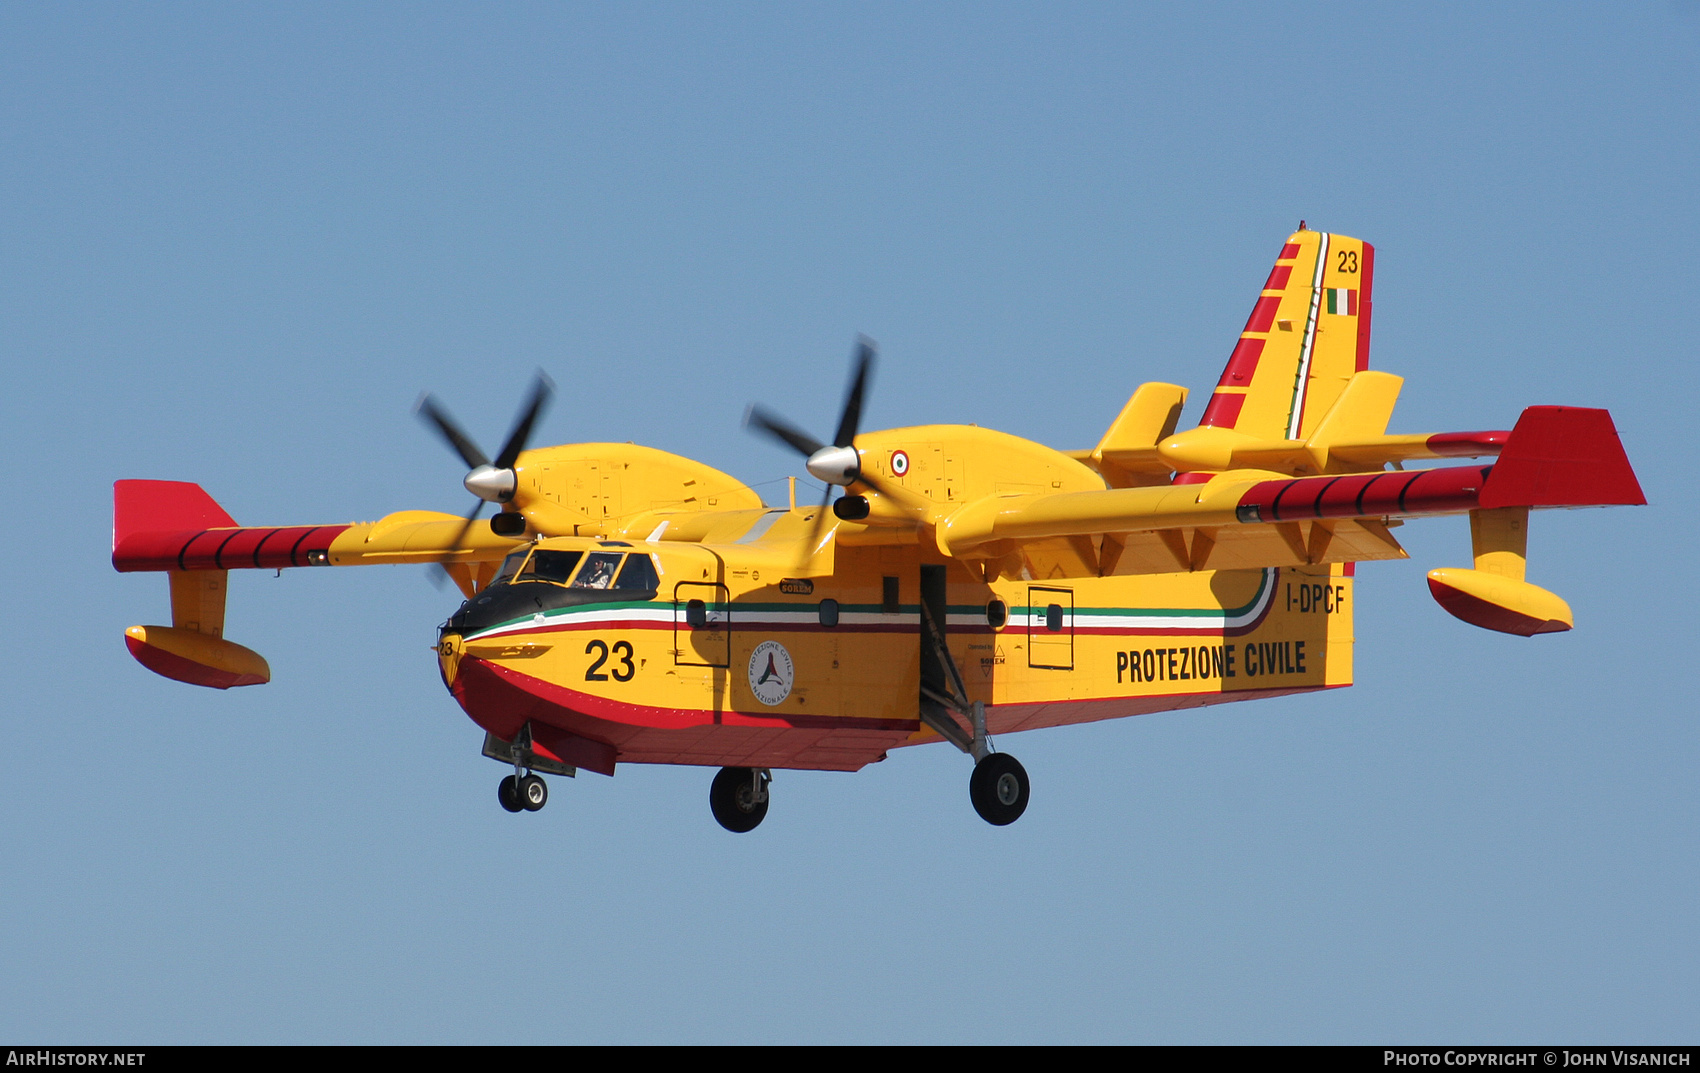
[1426,568,1573,637]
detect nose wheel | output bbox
[498,773,548,812]
[485,727,574,815]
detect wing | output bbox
[111,481,521,574]
[939,406,1644,582]
[112,481,525,688]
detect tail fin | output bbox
[1198,227,1375,441]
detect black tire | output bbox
[497,774,524,813]
[969,753,1029,826]
[519,773,548,811]
[709,766,768,833]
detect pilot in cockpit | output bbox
[583,558,615,588]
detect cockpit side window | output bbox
[614,554,660,591]
[493,548,532,585]
[571,552,624,589]
[524,550,583,584]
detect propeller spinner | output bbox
[745,337,890,549]
[415,372,555,561]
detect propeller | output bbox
[745,336,889,559]
[415,372,555,581]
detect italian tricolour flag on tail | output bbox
[1326,288,1358,315]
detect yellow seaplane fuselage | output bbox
[429,431,1350,778]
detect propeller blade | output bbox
[428,500,487,592]
[439,500,485,563]
[745,337,880,569]
[417,375,552,595]
[745,405,825,458]
[832,336,876,448]
[493,372,555,471]
[797,484,835,569]
[416,395,490,471]
[852,467,892,498]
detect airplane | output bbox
[112,225,1645,832]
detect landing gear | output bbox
[484,727,575,815]
[969,752,1029,826]
[916,594,1033,826]
[710,766,770,833]
[497,772,546,812]
[518,773,547,811]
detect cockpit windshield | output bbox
[519,549,583,584]
[493,548,588,586]
[615,553,659,591]
[488,547,658,591]
[492,548,531,585]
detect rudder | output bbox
[1198,227,1375,441]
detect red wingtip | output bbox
[1480,407,1646,509]
[114,480,237,551]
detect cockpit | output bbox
[491,545,660,591]
[445,541,662,634]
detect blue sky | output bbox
[2,3,1695,1042]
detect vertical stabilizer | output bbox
[1198,228,1375,442]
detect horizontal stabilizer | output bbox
[1159,371,1510,476]
[1090,382,1189,487]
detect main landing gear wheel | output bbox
[969,753,1029,826]
[710,766,769,833]
[498,773,547,813]
[518,773,547,811]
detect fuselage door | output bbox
[674,581,731,668]
[1027,585,1074,670]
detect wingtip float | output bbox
[113,226,1644,830]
